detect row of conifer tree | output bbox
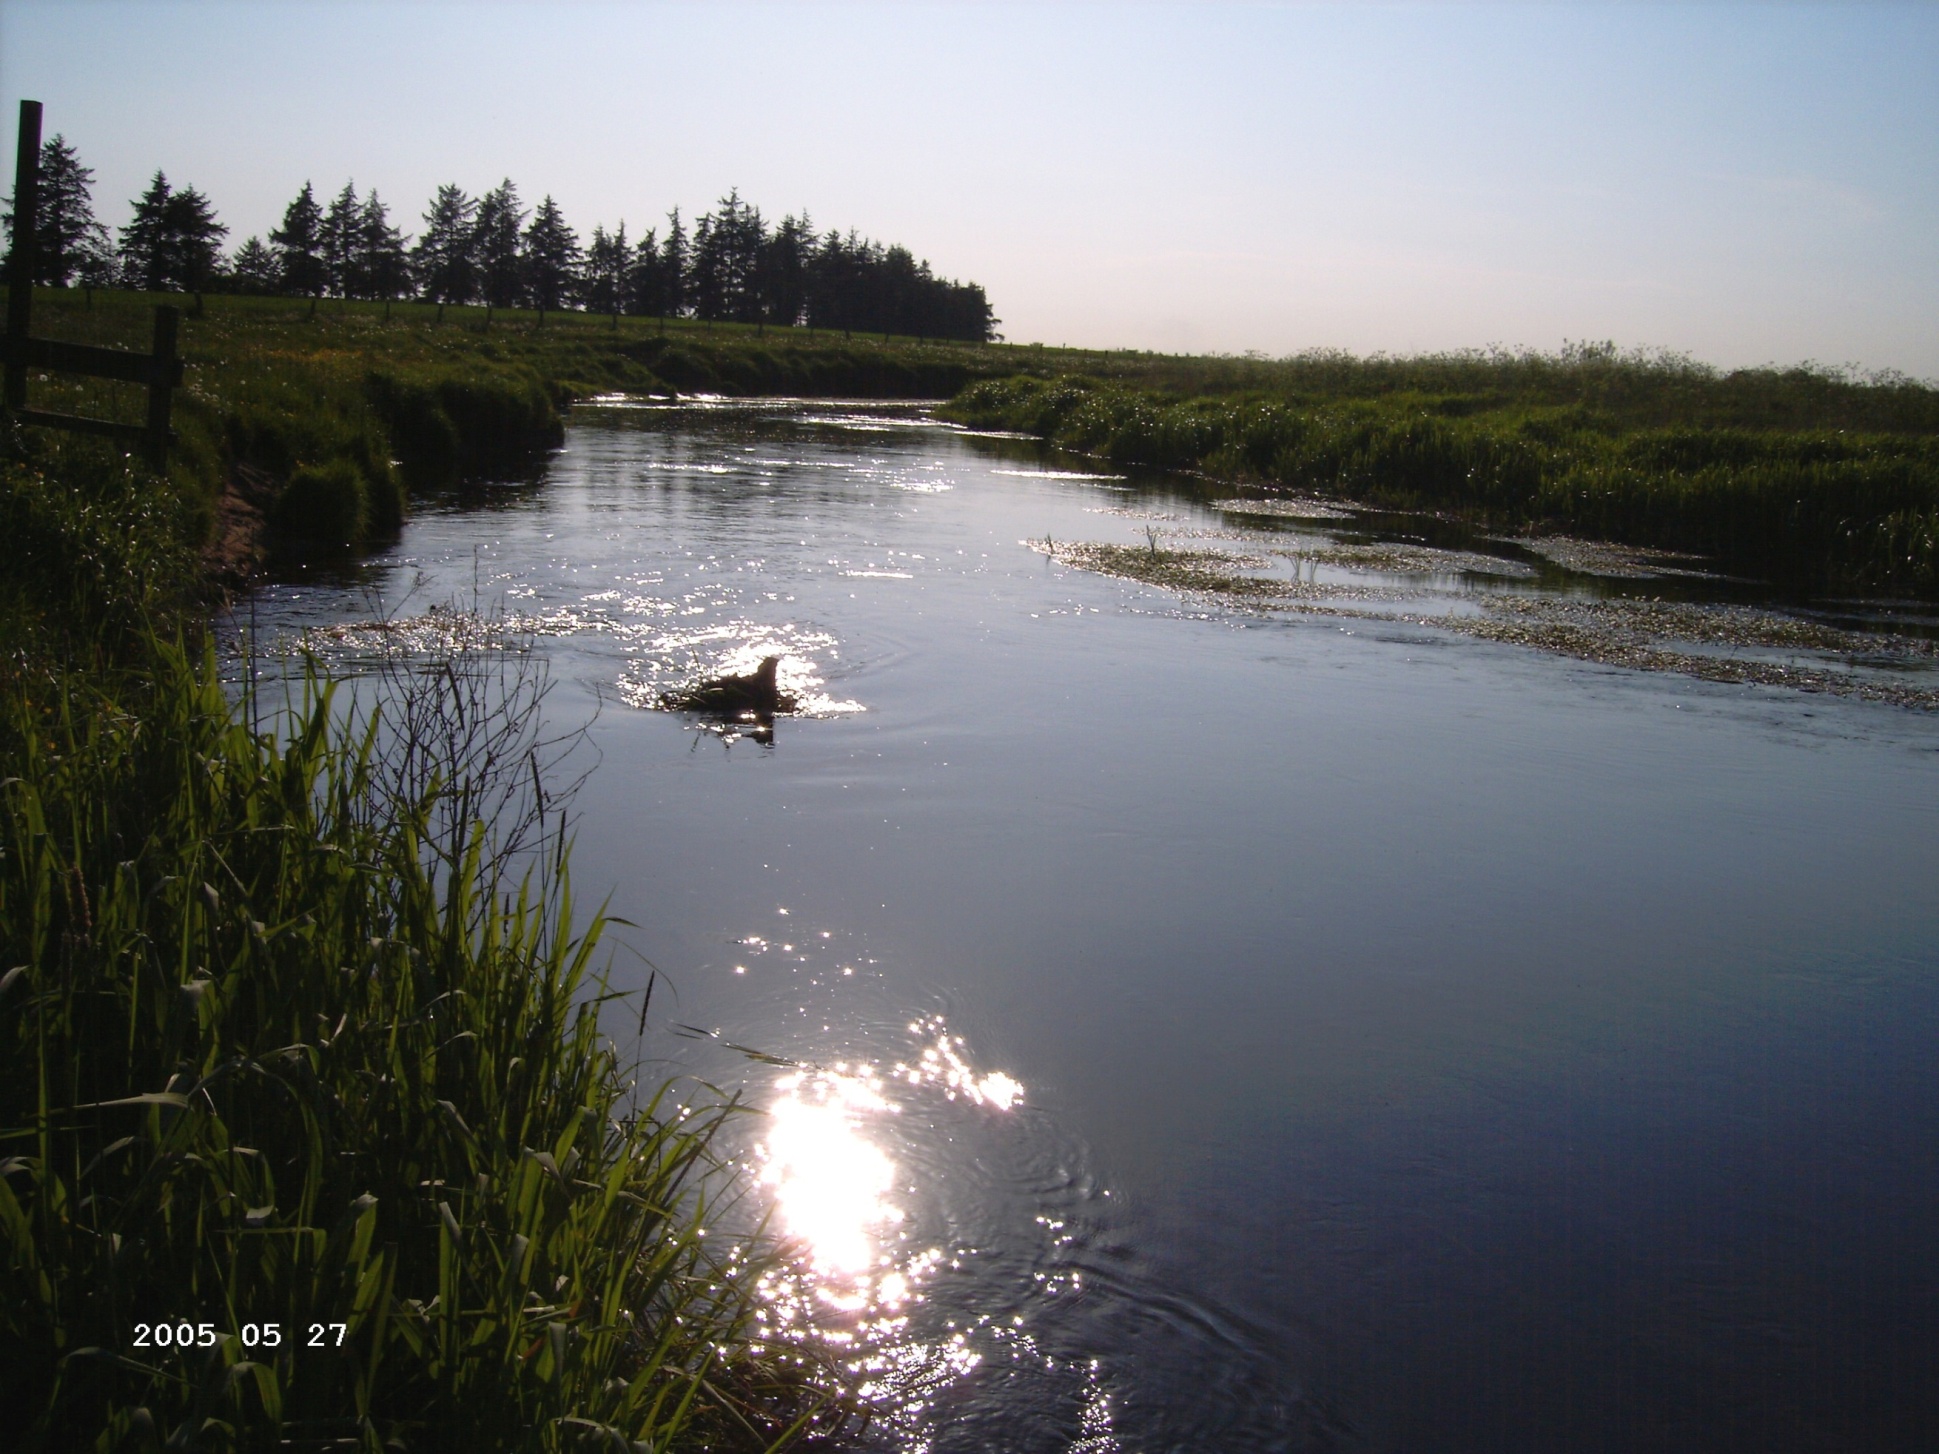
[2,135,997,341]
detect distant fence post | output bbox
[1,98,184,468]
[4,98,42,411]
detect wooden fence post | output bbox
[3,99,183,468]
[4,98,43,412]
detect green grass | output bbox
[986,342,1939,433]
[946,363,1939,599]
[0,427,201,667]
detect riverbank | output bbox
[946,359,1939,601]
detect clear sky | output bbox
[3,1,1934,374]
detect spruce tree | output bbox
[319,181,360,298]
[583,222,627,324]
[74,230,119,302]
[521,194,579,322]
[228,236,281,295]
[118,175,225,298]
[117,171,173,292]
[357,190,410,305]
[473,180,526,317]
[270,182,325,301]
[721,191,765,325]
[161,184,227,302]
[659,209,688,322]
[1,134,110,286]
[411,184,477,319]
[689,190,764,325]
[759,211,811,329]
[623,225,660,318]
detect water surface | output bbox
[246,400,1939,1452]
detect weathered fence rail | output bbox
[2,98,181,467]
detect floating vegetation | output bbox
[1086,506,1180,521]
[991,468,1129,483]
[1441,596,1939,710]
[298,602,540,657]
[1027,537,1400,606]
[1039,531,1939,710]
[1508,535,1720,580]
[1211,495,1354,521]
[1271,541,1541,579]
[1031,538,1296,600]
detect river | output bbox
[244,398,1939,1453]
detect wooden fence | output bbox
[2,98,181,468]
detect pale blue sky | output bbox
[3,1,1934,373]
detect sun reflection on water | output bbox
[748,1020,1061,1439]
[761,1067,901,1282]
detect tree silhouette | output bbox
[411,184,478,319]
[116,171,226,295]
[91,156,997,338]
[796,225,992,341]
[357,191,410,305]
[758,211,812,330]
[521,194,579,322]
[319,181,360,299]
[228,236,281,295]
[583,221,628,324]
[617,224,656,319]
[661,211,689,321]
[163,184,227,301]
[118,172,174,291]
[270,182,325,302]
[473,180,525,318]
[689,190,765,325]
[1,134,110,286]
